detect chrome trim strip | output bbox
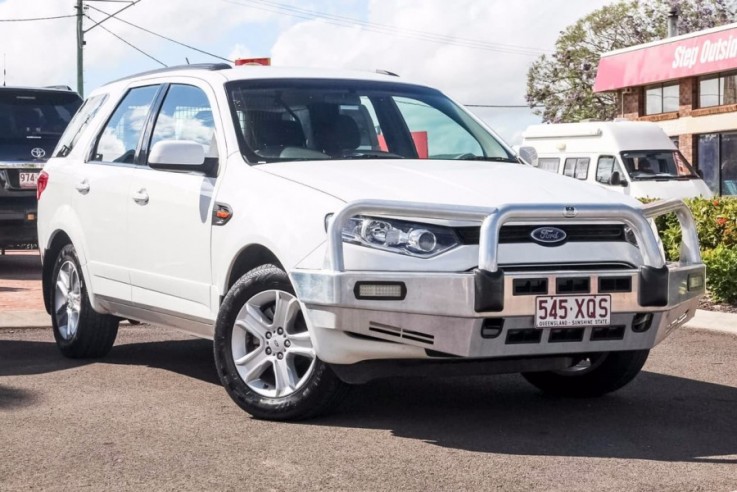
[0,161,45,169]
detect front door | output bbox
[127,83,219,321]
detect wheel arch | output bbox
[222,244,285,301]
[42,230,74,314]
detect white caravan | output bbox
[521,121,713,200]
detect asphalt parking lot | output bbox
[1,323,736,491]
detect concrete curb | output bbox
[1,308,736,335]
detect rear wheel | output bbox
[214,264,348,420]
[522,350,649,397]
[51,244,119,358]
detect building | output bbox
[594,22,737,196]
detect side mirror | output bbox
[148,140,205,167]
[148,140,215,175]
[608,171,628,187]
[517,146,538,166]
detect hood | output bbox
[259,159,644,209]
[629,178,713,200]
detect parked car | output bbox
[521,121,713,200]
[0,86,82,250]
[37,65,705,420]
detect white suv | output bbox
[37,64,705,420]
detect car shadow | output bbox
[0,338,219,385]
[2,337,736,463]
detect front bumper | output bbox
[292,199,705,365]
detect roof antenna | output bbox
[185,57,190,65]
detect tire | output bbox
[522,350,649,397]
[50,244,119,358]
[214,264,349,421]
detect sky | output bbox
[0,0,616,144]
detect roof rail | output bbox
[106,63,232,85]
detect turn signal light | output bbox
[36,171,49,200]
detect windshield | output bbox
[620,150,698,180]
[226,79,516,163]
[0,90,82,142]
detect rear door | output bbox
[75,84,161,301]
[127,82,220,321]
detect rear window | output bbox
[0,90,82,141]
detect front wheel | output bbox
[213,264,348,420]
[522,350,649,397]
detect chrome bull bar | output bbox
[326,198,701,272]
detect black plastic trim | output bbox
[638,266,669,307]
[474,268,504,312]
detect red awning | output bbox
[594,23,737,92]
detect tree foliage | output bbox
[526,0,737,123]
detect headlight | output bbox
[329,215,461,258]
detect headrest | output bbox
[251,118,305,148]
[315,114,361,154]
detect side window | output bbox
[150,84,216,157]
[596,156,620,184]
[92,85,159,163]
[563,157,589,180]
[394,97,483,158]
[54,94,108,158]
[535,157,559,173]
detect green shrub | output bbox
[641,196,737,304]
[701,246,737,304]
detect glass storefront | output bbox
[697,132,737,195]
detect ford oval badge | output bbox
[530,227,567,245]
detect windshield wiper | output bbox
[456,156,518,163]
[339,153,404,160]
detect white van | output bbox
[521,121,713,200]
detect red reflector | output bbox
[36,171,49,200]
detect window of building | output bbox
[697,132,737,195]
[644,83,679,115]
[699,71,737,108]
[563,157,589,180]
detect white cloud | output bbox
[0,0,273,90]
[269,0,616,143]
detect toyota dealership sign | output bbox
[594,23,737,92]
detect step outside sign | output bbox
[594,23,737,92]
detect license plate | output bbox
[535,295,611,328]
[19,172,39,189]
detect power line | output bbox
[219,0,550,56]
[0,14,76,22]
[85,13,166,67]
[86,4,232,62]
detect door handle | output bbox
[75,179,90,194]
[132,189,149,205]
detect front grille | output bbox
[456,224,626,245]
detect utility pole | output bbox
[74,0,142,98]
[76,0,85,96]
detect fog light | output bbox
[632,313,653,333]
[688,273,704,291]
[354,282,406,300]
